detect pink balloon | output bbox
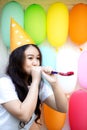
[69,89,87,130]
[78,51,87,89]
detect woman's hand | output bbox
[30,66,42,83]
[41,66,58,86]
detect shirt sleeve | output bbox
[39,82,53,102]
[0,76,18,104]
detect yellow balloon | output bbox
[47,2,69,49]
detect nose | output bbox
[32,59,38,66]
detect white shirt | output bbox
[0,75,53,130]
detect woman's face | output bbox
[23,45,41,74]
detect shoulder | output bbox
[0,74,11,81]
[0,75,14,87]
[0,75,18,104]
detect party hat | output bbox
[10,18,34,51]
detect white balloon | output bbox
[56,44,80,94]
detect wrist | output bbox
[31,80,40,86]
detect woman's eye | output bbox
[37,57,40,60]
[28,57,33,59]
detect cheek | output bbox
[39,60,41,66]
[24,59,32,67]
[38,62,40,66]
[23,61,31,73]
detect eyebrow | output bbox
[26,54,40,57]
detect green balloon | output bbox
[0,1,24,48]
[24,4,46,45]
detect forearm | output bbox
[51,81,68,113]
[20,81,39,122]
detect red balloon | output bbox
[69,3,87,45]
[69,89,87,130]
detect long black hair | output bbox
[6,44,42,124]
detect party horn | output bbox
[51,71,74,76]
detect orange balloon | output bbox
[10,18,34,51]
[69,3,87,45]
[43,104,66,130]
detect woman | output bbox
[0,44,67,130]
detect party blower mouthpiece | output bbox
[51,71,74,76]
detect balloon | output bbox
[78,50,87,89]
[0,34,9,75]
[69,89,87,130]
[69,3,87,45]
[10,18,34,51]
[1,1,24,48]
[39,45,56,69]
[47,2,69,49]
[24,4,46,45]
[43,104,66,130]
[56,44,79,94]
